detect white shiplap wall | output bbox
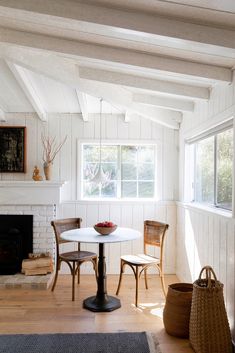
[178,79,235,336]
[0,112,178,274]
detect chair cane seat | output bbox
[60,250,97,262]
[121,254,160,265]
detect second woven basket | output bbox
[189,266,232,353]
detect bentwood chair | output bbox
[51,218,97,301]
[116,220,169,306]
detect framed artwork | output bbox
[0,126,26,173]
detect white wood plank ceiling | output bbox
[0,0,234,128]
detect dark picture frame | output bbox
[0,126,26,173]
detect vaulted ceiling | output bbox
[0,0,234,129]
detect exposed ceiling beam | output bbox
[3,48,79,88]
[133,93,194,112]
[78,79,181,129]
[0,106,6,121]
[6,61,47,121]
[0,27,231,83]
[0,0,235,54]
[1,53,180,128]
[76,90,88,121]
[78,67,209,100]
[2,53,180,129]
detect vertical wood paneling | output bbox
[83,115,95,138]
[106,114,118,139]
[60,114,72,200]
[37,118,46,174]
[75,203,87,225]
[227,222,235,332]
[178,78,235,337]
[2,113,177,276]
[117,115,129,139]
[108,204,122,273]
[176,204,235,337]
[140,117,151,139]
[25,114,37,180]
[213,216,220,279]
[120,204,133,256]
[71,115,82,200]
[128,114,141,139]
[219,219,227,299]
[2,112,177,201]
[163,128,175,200]
[165,205,176,272]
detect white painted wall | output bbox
[0,113,178,274]
[178,79,235,336]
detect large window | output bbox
[82,144,156,199]
[194,127,233,210]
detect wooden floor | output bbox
[0,274,193,353]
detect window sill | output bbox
[63,199,176,205]
[177,201,232,219]
[80,198,157,203]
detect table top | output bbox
[60,227,142,244]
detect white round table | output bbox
[61,227,141,312]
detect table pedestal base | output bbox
[83,295,121,312]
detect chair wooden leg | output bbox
[160,267,167,297]
[51,260,60,292]
[144,268,148,289]
[116,260,125,295]
[72,262,76,301]
[135,266,139,307]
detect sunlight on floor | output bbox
[131,301,165,319]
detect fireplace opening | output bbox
[0,215,33,275]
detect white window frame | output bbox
[77,139,162,201]
[185,119,234,213]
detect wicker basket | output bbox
[163,283,193,338]
[189,266,232,353]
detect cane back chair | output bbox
[116,220,169,306]
[51,218,97,301]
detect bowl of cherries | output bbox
[94,221,117,235]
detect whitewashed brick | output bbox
[36,227,47,232]
[15,206,31,211]
[34,215,46,222]
[39,222,49,227]
[1,204,56,261]
[32,206,47,211]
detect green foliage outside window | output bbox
[194,128,233,210]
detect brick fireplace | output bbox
[0,180,64,289]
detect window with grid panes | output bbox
[82,144,156,199]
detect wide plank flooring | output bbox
[0,274,193,353]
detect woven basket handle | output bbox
[198,266,218,288]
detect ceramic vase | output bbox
[43,162,52,180]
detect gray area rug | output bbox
[0,332,161,353]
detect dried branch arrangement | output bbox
[41,134,67,166]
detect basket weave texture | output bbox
[189,266,232,353]
[163,283,193,338]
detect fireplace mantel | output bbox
[0,181,65,205]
